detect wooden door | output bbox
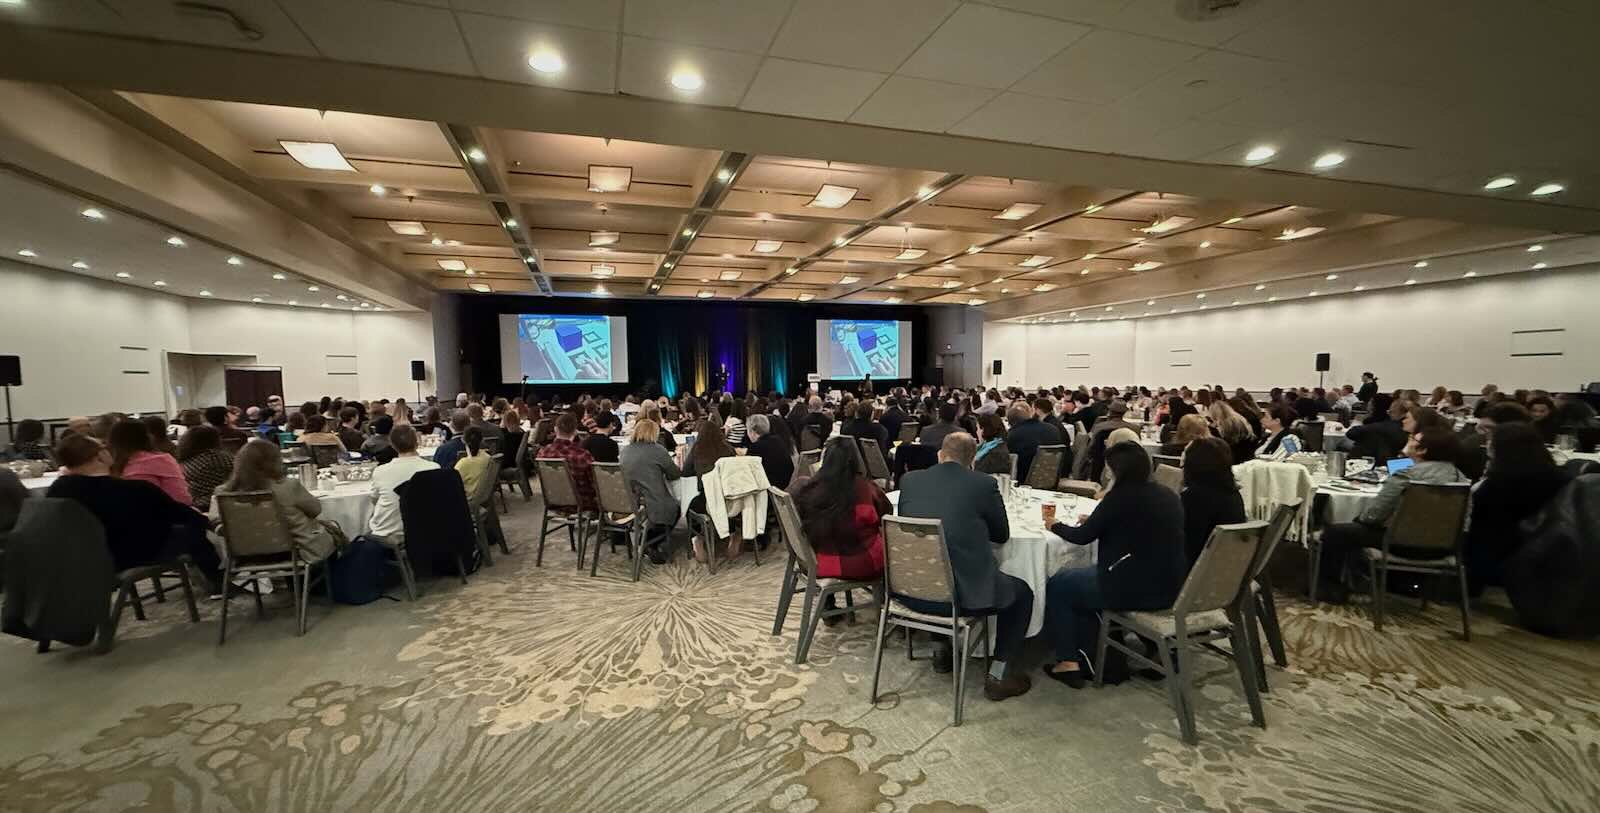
[224,368,284,411]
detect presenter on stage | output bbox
[711,363,729,395]
[858,373,874,396]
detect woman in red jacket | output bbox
[793,438,891,622]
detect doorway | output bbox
[938,352,965,388]
[225,368,284,410]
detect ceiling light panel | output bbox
[806,184,858,209]
[386,221,427,235]
[893,248,927,261]
[438,259,468,271]
[752,240,783,253]
[993,202,1042,221]
[588,165,633,193]
[1019,255,1053,268]
[589,230,621,247]
[280,140,357,172]
[590,264,616,277]
[719,270,743,281]
[1140,215,1193,234]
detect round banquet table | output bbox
[887,486,1099,638]
[1315,480,1380,524]
[309,479,376,538]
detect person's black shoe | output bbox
[1041,663,1087,689]
[931,644,953,674]
[645,545,668,565]
[984,673,1032,701]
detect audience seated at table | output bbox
[1,468,28,536]
[141,415,178,458]
[467,403,503,447]
[746,414,795,489]
[1208,400,1259,465]
[1339,394,1405,460]
[335,407,366,451]
[178,425,233,512]
[1009,401,1066,482]
[1179,437,1248,566]
[366,424,438,540]
[539,414,599,514]
[895,432,1033,701]
[1161,413,1213,457]
[792,437,891,621]
[1526,395,1558,443]
[680,419,737,559]
[1315,426,1468,602]
[720,399,749,447]
[210,439,334,562]
[583,412,620,463]
[1043,442,1186,687]
[916,403,960,448]
[361,416,397,463]
[880,396,908,443]
[973,414,1012,476]
[299,414,342,450]
[1465,423,1571,596]
[5,418,52,462]
[47,433,221,588]
[838,400,890,451]
[452,427,496,499]
[619,418,680,565]
[1087,400,1140,482]
[203,405,250,448]
[1251,406,1301,458]
[106,418,192,506]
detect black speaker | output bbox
[0,355,19,386]
[410,360,426,381]
[992,359,1003,375]
[1315,353,1330,372]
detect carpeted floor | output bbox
[3,497,1598,812]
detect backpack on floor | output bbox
[328,537,389,605]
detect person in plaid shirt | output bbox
[537,413,597,511]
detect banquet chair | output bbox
[102,556,202,653]
[1297,420,1326,452]
[531,418,555,448]
[467,454,510,567]
[770,488,882,664]
[1094,520,1267,745]
[307,443,342,468]
[1152,453,1183,469]
[859,438,893,487]
[498,429,533,504]
[1152,464,1184,494]
[798,449,822,477]
[871,515,990,727]
[534,458,590,567]
[1069,432,1093,480]
[844,437,870,478]
[1024,445,1066,490]
[1362,483,1473,640]
[213,490,328,645]
[585,463,646,579]
[1246,501,1300,691]
[799,425,825,452]
[896,422,920,445]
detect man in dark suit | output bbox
[745,414,794,489]
[838,400,890,450]
[895,432,1032,700]
[1007,402,1067,484]
[916,403,961,447]
[880,397,908,444]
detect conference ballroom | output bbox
[4,2,1600,810]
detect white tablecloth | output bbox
[22,473,58,495]
[1560,450,1600,464]
[1317,482,1380,524]
[887,487,1099,637]
[310,480,376,538]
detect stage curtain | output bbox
[761,314,789,395]
[656,333,682,401]
[744,315,762,394]
[692,334,708,396]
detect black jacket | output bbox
[749,434,795,490]
[1357,381,1379,403]
[395,469,478,577]
[3,499,116,647]
[1052,480,1186,609]
[880,408,908,444]
[1347,416,1407,461]
[1181,482,1247,566]
[1467,468,1570,590]
[46,475,207,572]
[1008,418,1064,482]
[582,433,620,464]
[896,462,1012,610]
[917,421,960,448]
[839,418,889,450]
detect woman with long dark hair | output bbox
[793,437,891,619]
[213,439,333,561]
[682,420,738,562]
[1179,437,1246,566]
[109,418,191,505]
[1464,423,1569,594]
[178,424,234,511]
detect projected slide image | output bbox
[829,319,899,377]
[517,314,611,382]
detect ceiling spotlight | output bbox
[1267,295,1277,301]
[1146,299,1155,305]
[1353,285,1365,292]
[917,186,936,199]
[80,207,105,220]
[1483,176,1518,190]
[227,256,244,266]
[279,140,356,172]
[1532,262,1547,270]
[1169,308,1177,314]
[369,184,387,196]
[941,280,961,289]
[468,283,492,293]
[71,260,89,269]
[798,293,816,302]
[198,289,213,297]
[336,294,349,301]
[1414,261,1429,268]
[307,285,320,292]
[1308,291,1319,297]
[445,239,461,247]
[1081,253,1099,261]
[894,248,927,261]
[1104,306,1114,312]
[527,50,564,74]
[464,269,476,276]
[166,236,186,247]
[438,259,467,271]
[670,69,705,92]
[1244,145,1277,162]
[1527,244,1544,252]
[1222,216,1244,225]
[272,272,287,280]
[1530,182,1564,197]
[115,271,131,278]
[465,147,487,163]
[1019,255,1053,268]
[665,261,675,269]
[1079,268,1090,275]
[251,297,262,303]
[1404,279,1417,285]
[1130,261,1162,272]
[715,168,733,183]
[833,237,849,247]
[587,164,632,193]
[1325,273,1339,280]
[681,229,695,238]
[895,271,911,279]
[840,275,861,285]
[885,296,902,304]
[696,290,714,299]
[1032,283,1056,292]
[359,302,371,308]
[320,303,331,308]
[1255,284,1266,291]
[993,202,1042,221]
[593,284,610,296]
[807,184,858,209]
[589,230,621,247]
[1463,270,1478,277]
[1198,240,1212,249]
[784,267,798,275]
[1231,300,1241,306]
[720,270,743,281]
[1312,152,1346,170]
[1196,292,1207,299]
[285,297,295,304]
[965,245,983,255]
[966,298,987,306]
[1083,204,1103,214]
[1275,226,1325,241]
[1140,215,1193,234]
[504,218,518,229]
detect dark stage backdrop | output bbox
[450,294,929,400]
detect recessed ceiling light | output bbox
[807,184,858,209]
[840,275,860,284]
[797,293,816,302]
[369,184,387,196]
[1140,215,1193,234]
[1267,295,1277,301]
[593,284,610,296]
[587,164,632,193]
[438,259,468,271]
[1483,176,1517,190]
[430,237,443,246]
[1081,253,1099,261]
[1275,226,1325,241]
[359,302,371,308]
[665,261,675,269]
[1255,284,1266,291]
[720,270,743,281]
[1325,273,1339,280]
[465,147,487,163]
[752,239,782,254]
[916,186,936,199]
[1198,240,1212,249]
[1196,292,1207,299]
[227,256,244,266]
[1032,283,1056,292]
[941,280,961,289]
[527,50,564,74]
[1414,261,1429,268]
[166,236,186,247]
[993,202,1042,221]
[1146,299,1155,305]
[589,230,620,247]
[965,245,982,255]
[464,269,476,276]
[1079,268,1090,275]
[966,298,987,306]
[1353,285,1365,291]
[1019,255,1052,268]
[320,303,331,308]
[1104,306,1114,312]
[272,272,287,280]
[1532,262,1547,270]
[1000,287,1011,293]
[894,248,926,261]
[1404,279,1417,285]
[1245,145,1277,162]
[1083,204,1103,214]
[715,168,733,183]
[784,267,798,275]
[251,297,262,303]
[1169,308,1177,314]
[1530,182,1564,197]
[504,218,518,229]
[696,290,714,299]
[1527,244,1543,252]
[336,294,349,301]
[115,271,130,278]
[1308,291,1319,297]
[885,296,902,304]
[279,140,356,172]
[468,283,492,293]
[71,260,89,269]
[1463,271,1478,278]
[1312,152,1346,170]
[198,289,213,297]
[307,285,320,292]
[385,220,425,236]
[670,69,704,92]
[832,237,849,247]
[286,297,296,304]
[1231,300,1241,306]
[1222,216,1244,225]
[1130,261,1162,272]
[80,207,105,220]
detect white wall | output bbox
[982,262,1600,393]
[0,260,436,422]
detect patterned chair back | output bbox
[307,443,342,467]
[1384,483,1471,553]
[881,515,956,604]
[1174,520,1265,616]
[896,422,920,445]
[509,429,531,469]
[1252,500,1301,580]
[769,487,817,576]
[1025,445,1066,489]
[534,458,580,510]
[799,425,825,452]
[1153,463,1184,494]
[860,438,892,481]
[1069,431,1093,479]
[799,449,822,476]
[214,490,295,559]
[590,462,635,515]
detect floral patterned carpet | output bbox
[2,501,1597,812]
